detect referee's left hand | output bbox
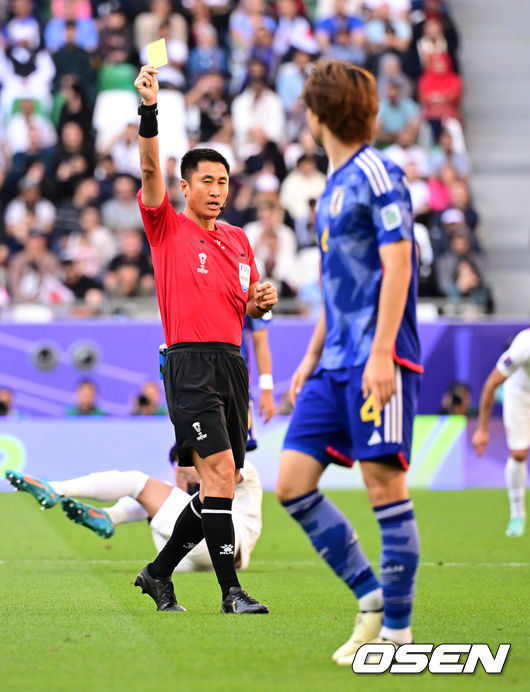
[255,282,278,311]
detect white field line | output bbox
[0,560,528,568]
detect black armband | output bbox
[138,102,158,138]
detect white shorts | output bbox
[503,391,530,451]
[148,488,247,573]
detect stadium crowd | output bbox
[0,0,494,318]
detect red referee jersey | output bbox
[138,190,259,346]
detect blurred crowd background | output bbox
[0,0,494,320]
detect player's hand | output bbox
[255,282,278,311]
[289,352,319,406]
[472,427,489,457]
[134,65,159,105]
[362,350,395,412]
[175,465,200,492]
[259,389,275,422]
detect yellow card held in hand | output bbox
[146,38,168,68]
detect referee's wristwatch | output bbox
[138,102,158,116]
[255,301,271,314]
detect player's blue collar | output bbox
[329,143,369,179]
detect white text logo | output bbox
[352,643,511,675]
[192,421,207,441]
[197,253,208,274]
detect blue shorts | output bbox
[283,364,421,469]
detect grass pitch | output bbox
[0,488,528,691]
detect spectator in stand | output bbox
[188,24,228,85]
[53,120,95,200]
[185,72,231,143]
[415,16,457,72]
[249,22,277,84]
[244,199,298,299]
[52,176,100,243]
[51,20,97,103]
[60,257,104,316]
[101,175,143,232]
[447,178,479,233]
[276,36,318,140]
[103,228,154,298]
[272,0,312,63]
[131,380,168,416]
[0,20,56,116]
[402,161,430,221]
[44,0,98,53]
[4,0,40,51]
[56,80,94,140]
[7,229,62,303]
[283,125,328,173]
[65,379,106,416]
[134,0,188,51]
[384,124,429,176]
[108,123,141,181]
[64,206,117,278]
[448,259,494,315]
[315,0,364,54]
[229,0,276,93]
[375,76,419,144]
[242,128,287,182]
[5,127,56,193]
[98,9,134,65]
[418,53,463,139]
[231,58,286,149]
[376,52,412,100]
[427,161,455,213]
[5,98,58,158]
[413,220,440,298]
[363,1,412,66]
[5,178,56,249]
[323,25,365,65]
[435,224,485,296]
[428,126,469,178]
[138,18,189,91]
[280,154,326,222]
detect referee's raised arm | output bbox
[134,65,165,208]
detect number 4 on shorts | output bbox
[360,394,381,427]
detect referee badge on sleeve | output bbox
[239,263,250,292]
[381,202,402,231]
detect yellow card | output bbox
[146,38,168,68]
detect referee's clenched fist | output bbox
[134,65,159,106]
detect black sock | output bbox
[201,496,240,599]
[149,493,203,578]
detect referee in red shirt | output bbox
[133,65,277,614]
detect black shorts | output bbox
[163,342,249,468]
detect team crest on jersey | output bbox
[330,187,345,217]
[239,263,250,292]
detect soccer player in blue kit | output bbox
[275,61,423,665]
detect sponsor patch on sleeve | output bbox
[381,202,402,231]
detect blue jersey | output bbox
[317,144,422,371]
[240,313,271,368]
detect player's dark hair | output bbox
[302,60,379,144]
[180,148,230,183]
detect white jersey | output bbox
[496,329,530,399]
[496,328,530,450]
[149,461,262,572]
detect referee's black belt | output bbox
[168,342,240,354]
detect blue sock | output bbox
[374,499,420,629]
[282,490,380,600]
